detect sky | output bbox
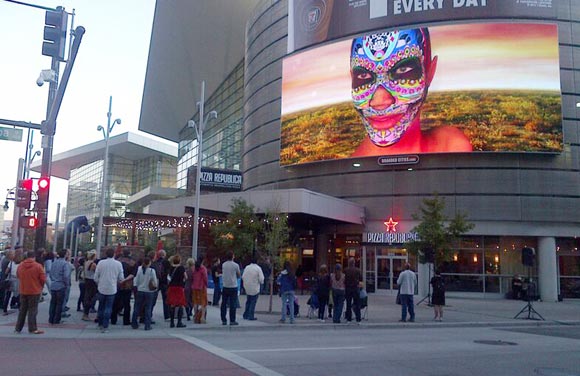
[281,23,561,115]
[0,0,172,225]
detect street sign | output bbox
[0,127,23,142]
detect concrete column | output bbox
[538,237,558,302]
[316,233,329,270]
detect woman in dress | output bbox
[191,257,208,324]
[167,255,187,328]
[430,269,445,321]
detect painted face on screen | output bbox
[351,29,431,146]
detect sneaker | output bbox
[101,329,109,333]
[176,323,186,328]
[318,319,325,323]
[230,322,239,326]
[31,330,44,335]
[398,319,406,322]
[279,319,286,323]
[222,321,227,325]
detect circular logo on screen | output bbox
[300,0,328,31]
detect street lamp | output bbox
[95,96,121,258]
[188,81,218,260]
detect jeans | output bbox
[345,288,361,322]
[280,291,295,322]
[62,284,71,311]
[220,287,238,323]
[212,286,222,306]
[317,293,328,320]
[111,289,132,325]
[15,294,40,332]
[132,291,155,330]
[332,289,345,323]
[400,294,415,321]
[83,279,98,316]
[77,282,85,311]
[49,288,66,324]
[243,294,259,320]
[97,293,116,329]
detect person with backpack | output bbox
[430,269,445,321]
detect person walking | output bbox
[48,249,71,325]
[277,261,297,324]
[14,250,46,334]
[220,251,241,326]
[94,247,129,333]
[167,255,187,328]
[397,263,417,323]
[430,269,445,321]
[330,263,345,324]
[131,257,158,330]
[344,257,362,324]
[242,257,264,321]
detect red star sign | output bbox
[383,217,398,232]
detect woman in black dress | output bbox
[430,270,445,321]
[167,255,187,328]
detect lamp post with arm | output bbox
[95,96,121,258]
[188,81,217,260]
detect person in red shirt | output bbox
[15,250,47,334]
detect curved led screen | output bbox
[280,22,562,166]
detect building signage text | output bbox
[363,232,419,244]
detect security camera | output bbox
[36,69,56,87]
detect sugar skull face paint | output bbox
[351,28,431,146]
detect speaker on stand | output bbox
[514,247,544,320]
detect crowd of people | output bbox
[0,246,447,333]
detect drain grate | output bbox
[473,339,518,346]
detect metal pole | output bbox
[11,159,25,247]
[62,215,68,254]
[69,222,75,251]
[74,227,80,254]
[52,203,60,254]
[192,81,205,260]
[96,96,112,258]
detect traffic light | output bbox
[20,215,39,229]
[36,176,50,210]
[42,7,68,61]
[16,179,33,209]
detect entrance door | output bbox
[376,255,407,292]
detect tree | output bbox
[407,195,474,267]
[262,202,290,313]
[210,198,261,262]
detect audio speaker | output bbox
[522,247,535,267]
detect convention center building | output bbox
[138,0,580,300]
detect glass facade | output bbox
[66,154,177,230]
[177,60,244,189]
[557,237,580,298]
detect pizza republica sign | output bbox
[363,217,420,244]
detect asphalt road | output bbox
[177,325,580,376]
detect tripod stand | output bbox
[514,268,544,320]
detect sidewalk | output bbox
[1,288,579,338]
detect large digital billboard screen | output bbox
[280,23,562,166]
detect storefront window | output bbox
[557,238,580,298]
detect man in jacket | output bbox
[111,248,136,325]
[220,251,241,326]
[15,250,46,334]
[397,263,417,322]
[242,257,264,321]
[49,249,71,325]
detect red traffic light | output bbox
[20,179,33,191]
[38,177,50,190]
[20,216,38,229]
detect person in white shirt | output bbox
[396,263,417,322]
[94,248,131,333]
[131,257,158,330]
[220,251,241,326]
[242,257,264,321]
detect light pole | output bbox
[95,96,121,258]
[26,150,41,178]
[188,81,217,260]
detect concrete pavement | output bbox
[0,287,578,375]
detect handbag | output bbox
[148,268,158,291]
